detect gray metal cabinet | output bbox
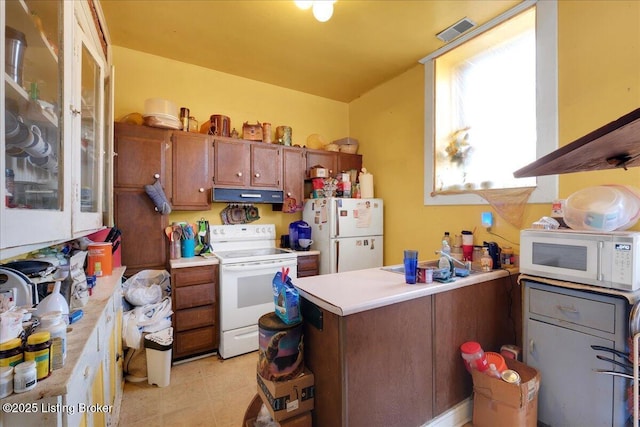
[523,280,628,426]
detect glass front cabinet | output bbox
[1,0,112,257]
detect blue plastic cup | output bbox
[404,250,418,284]
[181,238,196,258]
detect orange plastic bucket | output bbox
[87,242,113,277]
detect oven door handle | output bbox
[222,260,296,272]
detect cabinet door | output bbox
[213,139,250,187]
[306,149,337,178]
[114,189,167,274]
[251,144,282,189]
[337,153,362,174]
[72,23,106,234]
[432,276,514,416]
[114,123,171,193]
[171,132,212,210]
[2,0,70,250]
[282,147,305,209]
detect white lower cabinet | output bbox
[523,280,628,427]
[1,268,124,427]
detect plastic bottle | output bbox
[13,360,37,393]
[486,363,502,378]
[460,341,489,372]
[39,311,67,370]
[0,366,13,398]
[441,239,451,255]
[481,248,493,272]
[442,232,452,249]
[24,331,51,380]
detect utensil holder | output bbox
[181,238,195,258]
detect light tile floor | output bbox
[118,351,258,427]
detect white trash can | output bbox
[144,327,173,387]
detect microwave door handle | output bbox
[597,240,604,281]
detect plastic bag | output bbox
[122,296,173,349]
[122,270,170,306]
[69,251,89,309]
[272,268,300,324]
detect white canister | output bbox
[359,168,374,199]
[39,311,67,370]
[0,366,14,398]
[13,360,37,393]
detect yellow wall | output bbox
[112,47,349,236]
[349,0,640,266]
[112,1,640,266]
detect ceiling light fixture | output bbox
[295,0,336,23]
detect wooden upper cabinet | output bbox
[251,144,282,189]
[114,123,172,195]
[306,149,337,178]
[171,132,212,210]
[282,147,306,207]
[337,153,362,174]
[212,138,250,187]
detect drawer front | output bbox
[298,255,319,272]
[175,305,216,331]
[298,269,318,278]
[175,327,217,358]
[175,283,215,309]
[528,287,617,333]
[173,265,217,288]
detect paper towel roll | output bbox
[359,169,374,198]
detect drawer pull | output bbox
[557,305,579,313]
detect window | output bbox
[421,0,558,205]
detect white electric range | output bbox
[210,224,297,359]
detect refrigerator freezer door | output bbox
[332,198,383,238]
[323,235,384,275]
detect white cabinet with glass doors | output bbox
[1,0,112,258]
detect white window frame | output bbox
[421,0,558,206]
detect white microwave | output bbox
[520,229,640,291]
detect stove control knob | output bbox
[212,229,218,234]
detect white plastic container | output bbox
[0,366,13,398]
[13,360,37,393]
[143,98,178,120]
[564,185,640,231]
[39,311,67,370]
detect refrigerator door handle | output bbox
[335,240,340,273]
[334,200,340,237]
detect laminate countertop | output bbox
[294,264,518,317]
[3,267,126,403]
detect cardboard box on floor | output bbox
[472,358,541,427]
[257,369,315,422]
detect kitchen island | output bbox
[294,265,519,427]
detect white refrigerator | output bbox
[303,198,384,275]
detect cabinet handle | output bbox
[529,339,535,354]
[287,192,292,197]
[254,173,260,178]
[557,305,578,313]
[329,169,333,174]
[70,105,81,115]
[199,188,204,192]
[154,173,160,179]
[237,172,243,177]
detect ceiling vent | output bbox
[436,17,476,43]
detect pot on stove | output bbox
[289,220,311,251]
